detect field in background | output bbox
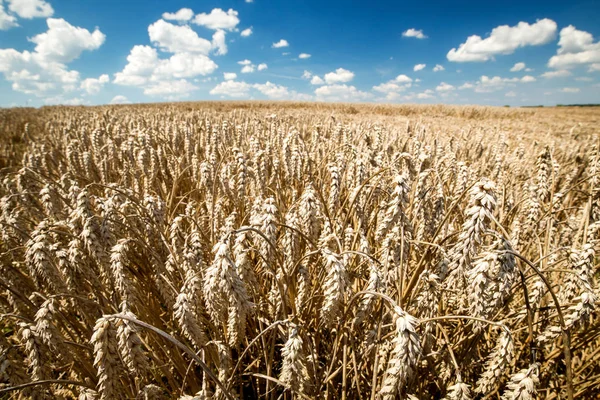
[0,102,599,399]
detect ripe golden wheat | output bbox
[0,102,598,399]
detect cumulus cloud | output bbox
[548,26,600,69]
[459,82,474,89]
[210,80,251,97]
[302,70,312,79]
[394,74,413,83]
[541,69,571,78]
[510,62,526,72]
[211,30,227,55]
[299,53,311,59]
[315,84,371,102]
[44,95,87,105]
[253,81,288,99]
[324,68,354,84]
[148,19,212,54]
[436,82,454,91]
[110,95,130,104]
[80,74,109,94]
[240,27,252,37]
[193,8,239,31]
[162,8,194,22]
[30,18,105,63]
[144,79,197,96]
[402,28,427,39]
[257,63,267,71]
[114,45,217,93]
[224,72,237,80]
[447,19,557,62]
[272,39,289,48]
[7,0,53,18]
[0,1,18,29]
[560,87,580,93]
[413,63,426,71]
[417,89,435,99]
[238,59,252,66]
[310,76,324,85]
[433,64,445,72]
[0,18,105,98]
[372,75,413,100]
[471,75,536,92]
[241,65,255,73]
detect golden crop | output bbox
[0,102,598,399]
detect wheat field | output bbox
[0,102,598,399]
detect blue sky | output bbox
[1,0,599,107]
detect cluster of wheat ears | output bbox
[0,103,598,399]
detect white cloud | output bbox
[148,19,212,55]
[7,0,53,18]
[144,79,197,96]
[433,64,445,72]
[459,82,474,89]
[541,69,571,78]
[241,65,255,73]
[153,53,218,79]
[211,30,227,55]
[253,81,288,99]
[548,26,600,69]
[436,82,454,91]
[80,74,109,94]
[114,45,217,92]
[114,45,159,86]
[30,18,105,63]
[272,39,289,48]
[110,95,130,104]
[299,53,311,59]
[413,63,426,71]
[0,1,18,30]
[193,8,239,31]
[245,0,253,2]
[447,19,557,62]
[402,28,427,39]
[588,64,600,72]
[472,75,536,92]
[0,18,105,98]
[162,8,194,22]
[417,90,435,99]
[257,63,267,71]
[44,95,87,105]
[372,75,413,100]
[238,59,252,65]
[510,62,526,72]
[240,27,252,37]
[282,52,290,56]
[505,91,517,97]
[210,80,251,97]
[224,72,237,80]
[560,87,580,93]
[302,70,312,79]
[373,82,408,93]
[315,84,371,102]
[324,68,354,84]
[310,76,324,85]
[394,74,413,83]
